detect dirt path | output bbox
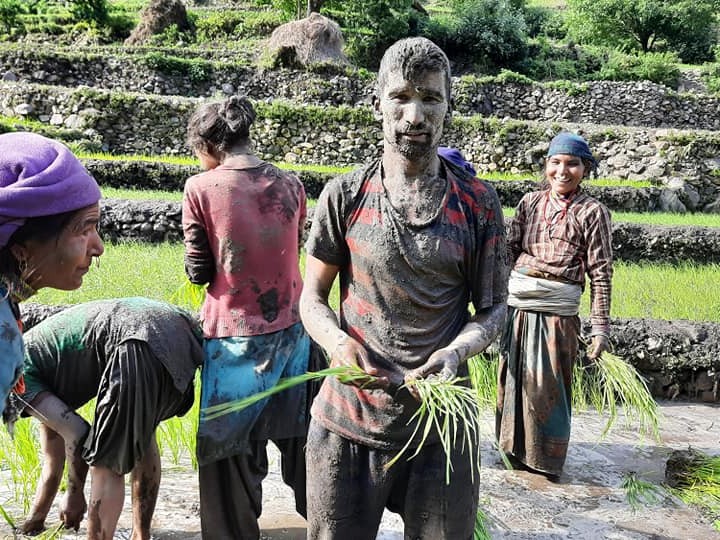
[2,401,719,539]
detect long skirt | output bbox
[495,307,580,476]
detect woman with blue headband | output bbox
[496,132,613,481]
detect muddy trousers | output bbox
[306,420,479,540]
[198,436,307,540]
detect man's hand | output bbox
[59,490,86,531]
[587,335,610,361]
[331,336,399,392]
[404,348,460,400]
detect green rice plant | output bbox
[621,471,665,511]
[467,352,499,410]
[574,352,661,441]
[0,418,41,513]
[386,376,482,484]
[201,364,374,421]
[169,278,206,312]
[666,449,720,529]
[0,503,15,529]
[102,187,183,201]
[473,503,491,540]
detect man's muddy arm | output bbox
[448,302,507,362]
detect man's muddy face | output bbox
[376,69,449,159]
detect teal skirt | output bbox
[196,322,311,466]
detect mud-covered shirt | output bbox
[305,159,508,449]
[182,159,306,338]
[21,297,204,408]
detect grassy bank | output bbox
[31,242,720,323]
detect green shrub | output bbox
[598,50,681,88]
[514,39,604,81]
[523,4,566,40]
[195,11,244,41]
[68,0,108,25]
[141,52,212,82]
[703,63,720,95]
[0,0,24,34]
[421,0,528,71]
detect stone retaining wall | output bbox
[18,302,720,403]
[98,198,720,264]
[3,82,720,210]
[81,159,692,213]
[2,48,720,130]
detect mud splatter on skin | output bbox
[87,499,108,540]
[137,471,160,534]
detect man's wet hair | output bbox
[377,37,452,102]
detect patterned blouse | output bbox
[507,188,613,335]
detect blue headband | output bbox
[547,132,597,169]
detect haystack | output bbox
[125,0,191,46]
[265,13,348,69]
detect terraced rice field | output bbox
[1,1,720,538]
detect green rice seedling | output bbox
[201,364,374,421]
[666,449,720,529]
[169,278,206,312]
[574,352,661,441]
[386,376,483,484]
[2,418,41,513]
[473,504,491,540]
[0,503,15,529]
[467,352,499,410]
[621,471,665,511]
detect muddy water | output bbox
[1,401,718,539]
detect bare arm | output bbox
[300,255,392,389]
[25,392,90,531]
[20,422,65,534]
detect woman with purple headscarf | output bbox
[0,131,104,422]
[496,132,613,481]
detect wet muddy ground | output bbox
[2,401,718,540]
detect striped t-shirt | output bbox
[305,158,508,449]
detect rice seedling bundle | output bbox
[573,352,661,441]
[201,364,484,483]
[666,448,720,530]
[169,279,207,312]
[621,471,665,511]
[385,375,483,483]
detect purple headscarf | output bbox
[0,132,101,248]
[438,146,477,176]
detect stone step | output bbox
[96,198,720,265]
[79,158,709,215]
[1,46,719,130]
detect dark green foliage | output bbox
[597,49,681,88]
[522,5,566,40]
[0,0,24,34]
[703,62,720,95]
[68,0,108,25]
[566,0,720,63]
[421,0,528,72]
[141,52,212,82]
[323,0,420,69]
[515,39,604,81]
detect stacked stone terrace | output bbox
[2,34,720,401]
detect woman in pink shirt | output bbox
[183,95,312,540]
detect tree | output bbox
[566,0,720,62]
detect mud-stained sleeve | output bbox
[585,203,613,335]
[470,182,509,310]
[304,176,350,267]
[182,179,215,285]
[506,195,529,268]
